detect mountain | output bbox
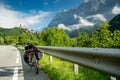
[48,0,120,32]
[109,14,120,32]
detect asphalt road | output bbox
[0,45,24,80]
[0,45,50,80]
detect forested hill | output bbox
[0,27,39,45]
[0,27,30,37]
[109,14,120,32]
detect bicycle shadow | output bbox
[0,66,23,77]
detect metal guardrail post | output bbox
[110,76,116,80]
[74,64,78,74]
[50,55,52,63]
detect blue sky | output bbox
[0,0,83,31]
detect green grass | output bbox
[16,45,24,50]
[39,54,109,80]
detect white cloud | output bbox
[58,22,93,31]
[58,24,71,31]
[58,14,94,31]
[0,4,51,28]
[58,23,84,31]
[74,14,94,26]
[112,5,120,15]
[69,24,82,30]
[86,14,107,22]
[63,10,68,12]
[79,17,94,26]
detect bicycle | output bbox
[24,49,39,74]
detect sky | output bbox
[0,0,83,31]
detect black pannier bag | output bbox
[23,52,30,64]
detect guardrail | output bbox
[37,46,120,77]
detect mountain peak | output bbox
[48,0,120,33]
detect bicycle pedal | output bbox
[29,63,33,66]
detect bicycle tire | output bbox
[32,55,39,74]
[36,67,39,74]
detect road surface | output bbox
[0,45,50,80]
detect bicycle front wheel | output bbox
[34,62,39,74]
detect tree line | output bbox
[0,22,120,48]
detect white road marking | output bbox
[17,54,19,57]
[12,49,20,80]
[12,67,18,80]
[17,51,20,56]
[16,58,19,64]
[16,50,20,64]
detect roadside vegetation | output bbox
[40,54,109,80]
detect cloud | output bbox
[74,14,94,26]
[86,14,107,22]
[58,23,84,31]
[58,24,71,31]
[0,4,51,28]
[79,17,94,26]
[58,14,94,31]
[112,5,120,15]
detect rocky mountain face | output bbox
[48,0,120,32]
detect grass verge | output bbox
[39,54,109,80]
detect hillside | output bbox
[109,14,120,32]
[0,27,31,37]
